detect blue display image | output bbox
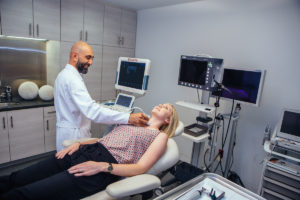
[118,61,145,89]
[213,69,262,104]
[116,95,132,107]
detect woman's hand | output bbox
[55,142,81,159]
[68,161,107,176]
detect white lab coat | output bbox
[54,64,130,151]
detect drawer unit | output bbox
[262,188,292,200]
[264,166,300,189]
[261,164,300,200]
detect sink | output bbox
[0,102,20,107]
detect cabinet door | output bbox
[33,0,60,40]
[61,0,84,42]
[121,9,137,49]
[0,0,33,37]
[83,0,104,45]
[8,108,44,161]
[0,112,10,164]
[44,107,56,152]
[119,47,135,58]
[101,46,119,100]
[103,5,122,47]
[82,45,102,101]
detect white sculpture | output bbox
[18,81,39,100]
[39,85,54,101]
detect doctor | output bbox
[54,41,149,151]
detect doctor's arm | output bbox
[68,132,168,177]
[70,82,148,126]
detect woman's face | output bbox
[152,104,173,124]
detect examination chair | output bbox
[62,121,184,200]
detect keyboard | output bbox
[110,106,132,113]
[176,101,215,114]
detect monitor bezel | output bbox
[212,67,266,107]
[115,57,151,95]
[276,108,300,143]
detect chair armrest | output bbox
[106,174,161,198]
[62,138,98,147]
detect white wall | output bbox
[134,0,300,192]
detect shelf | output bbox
[176,101,215,114]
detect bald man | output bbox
[54,41,149,151]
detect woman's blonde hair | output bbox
[159,104,179,138]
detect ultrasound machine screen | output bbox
[118,61,145,90]
[115,57,151,95]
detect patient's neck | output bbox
[147,118,163,130]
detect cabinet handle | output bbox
[118,36,122,45]
[85,31,88,41]
[29,23,32,36]
[121,36,124,46]
[47,111,56,114]
[46,120,49,130]
[10,116,13,128]
[80,30,83,40]
[36,24,39,37]
[2,117,5,129]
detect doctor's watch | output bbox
[107,163,113,172]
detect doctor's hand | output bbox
[129,113,149,127]
[68,161,107,177]
[55,142,81,159]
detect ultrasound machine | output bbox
[102,57,151,113]
[269,108,300,161]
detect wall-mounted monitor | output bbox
[276,108,300,143]
[212,67,265,106]
[115,57,151,95]
[178,55,223,91]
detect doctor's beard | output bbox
[76,61,89,74]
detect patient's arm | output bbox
[111,132,168,176]
[56,138,99,159]
[68,132,168,177]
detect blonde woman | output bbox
[0,103,178,200]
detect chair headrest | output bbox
[173,121,184,137]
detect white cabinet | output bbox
[120,9,137,48]
[103,5,137,48]
[44,106,56,152]
[61,0,104,44]
[102,46,135,101]
[0,112,10,164]
[33,0,61,40]
[0,107,57,164]
[84,0,105,45]
[8,108,44,161]
[0,0,60,40]
[0,0,33,38]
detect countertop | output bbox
[0,98,54,112]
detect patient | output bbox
[0,103,178,200]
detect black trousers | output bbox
[0,143,119,200]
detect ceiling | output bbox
[100,0,203,11]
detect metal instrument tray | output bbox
[154,173,265,200]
